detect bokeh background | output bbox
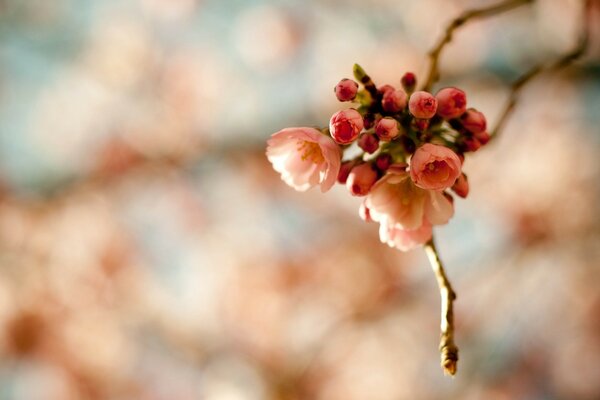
[0,0,599,398]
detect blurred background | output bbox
[0,0,599,398]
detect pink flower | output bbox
[461,108,486,134]
[329,109,364,144]
[379,218,432,251]
[451,173,469,198]
[266,127,341,192]
[359,202,372,222]
[358,133,380,154]
[346,163,378,196]
[366,165,454,230]
[408,91,437,119]
[381,89,408,113]
[334,79,359,102]
[435,87,467,119]
[375,117,400,141]
[409,143,461,191]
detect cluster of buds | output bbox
[266,64,489,251]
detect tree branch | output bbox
[424,237,458,376]
[491,0,593,138]
[422,0,534,92]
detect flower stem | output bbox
[421,0,534,92]
[491,0,593,139]
[424,237,458,376]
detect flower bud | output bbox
[375,117,400,141]
[463,136,481,152]
[401,72,417,92]
[451,173,469,198]
[375,153,392,171]
[475,131,490,145]
[359,202,372,222]
[363,113,377,129]
[435,87,467,119]
[358,133,380,154]
[381,89,408,113]
[337,160,356,184]
[408,91,437,119]
[334,78,359,102]
[329,108,364,144]
[378,84,395,95]
[461,108,486,134]
[347,163,378,196]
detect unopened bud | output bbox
[451,173,469,198]
[347,163,378,196]
[435,87,467,119]
[409,91,437,119]
[358,133,380,154]
[460,108,487,134]
[381,89,408,113]
[401,72,417,92]
[375,117,400,141]
[375,153,392,171]
[334,79,359,102]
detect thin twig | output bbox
[491,0,593,138]
[424,237,458,376]
[422,0,534,92]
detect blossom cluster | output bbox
[266,64,489,251]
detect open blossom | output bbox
[366,165,454,230]
[436,87,467,119]
[266,127,341,192]
[409,91,437,119]
[379,218,432,251]
[329,108,364,144]
[410,143,461,191]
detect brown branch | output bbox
[424,237,458,376]
[422,0,534,92]
[491,0,593,138]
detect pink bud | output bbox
[463,136,481,152]
[334,79,359,102]
[408,91,438,119]
[451,173,469,198]
[401,72,417,92]
[474,131,490,145]
[435,87,467,119]
[375,153,392,171]
[358,133,380,154]
[359,202,372,222]
[378,84,395,95]
[363,113,377,129]
[375,117,400,141]
[337,160,356,184]
[329,109,364,144]
[461,108,487,134]
[346,163,378,196]
[381,89,408,113]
